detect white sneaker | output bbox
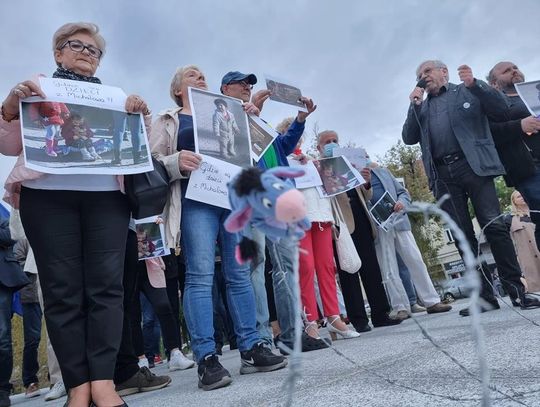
[138,358,150,369]
[168,349,195,371]
[44,381,66,401]
[411,303,426,313]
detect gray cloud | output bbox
[1,0,540,205]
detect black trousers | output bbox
[336,196,391,327]
[114,230,140,384]
[165,277,183,349]
[131,262,180,356]
[434,159,524,301]
[20,187,129,389]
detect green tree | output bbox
[379,141,445,280]
[494,176,514,213]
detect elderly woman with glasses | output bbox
[0,22,150,407]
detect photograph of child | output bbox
[189,87,251,167]
[314,156,363,198]
[61,113,101,161]
[20,100,152,175]
[265,76,307,111]
[27,101,70,157]
[135,216,167,261]
[369,191,398,231]
[213,98,240,159]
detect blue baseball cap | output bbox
[221,71,258,86]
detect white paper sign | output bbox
[333,147,368,170]
[39,77,127,110]
[185,155,242,209]
[287,159,323,189]
[514,80,540,117]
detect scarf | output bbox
[52,66,102,84]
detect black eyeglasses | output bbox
[60,40,103,59]
[228,80,253,90]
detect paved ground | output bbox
[11,299,540,407]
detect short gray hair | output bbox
[169,65,202,107]
[52,22,106,65]
[317,130,339,145]
[415,60,447,79]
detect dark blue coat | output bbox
[0,217,30,291]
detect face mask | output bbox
[323,142,339,158]
[366,158,372,166]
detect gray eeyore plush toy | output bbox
[224,166,311,264]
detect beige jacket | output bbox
[150,107,188,250]
[335,185,376,238]
[510,216,540,292]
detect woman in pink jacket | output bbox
[0,22,150,407]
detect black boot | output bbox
[512,285,540,309]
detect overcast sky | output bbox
[1,0,540,207]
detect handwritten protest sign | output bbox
[185,154,242,209]
[39,77,127,110]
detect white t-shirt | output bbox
[23,174,119,191]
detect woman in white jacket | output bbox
[291,144,360,341]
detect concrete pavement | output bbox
[11,299,540,406]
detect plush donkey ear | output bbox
[224,203,253,233]
[267,166,306,179]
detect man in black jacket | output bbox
[487,61,540,251]
[402,60,540,315]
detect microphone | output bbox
[413,78,427,103]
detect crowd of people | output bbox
[0,21,540,407]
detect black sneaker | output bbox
[240,342,288,375]
[197,354,232,391]
[116,366,171,396]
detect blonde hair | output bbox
[511,190,529,217]
[169,65,202,107]
[52,22,106,65]
[275,117,295,134]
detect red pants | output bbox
[299,222,339,321]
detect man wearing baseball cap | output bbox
[221,71,322,354]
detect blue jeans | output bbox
[22,302,42,387]
[141,293,161,359]
[266,236,299,349]
[516,164,540,252]
[249,228,273,346]
[397,253,417,306]
[112,112,142,161]
[181,199,259,362]
[0,285,13,393]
